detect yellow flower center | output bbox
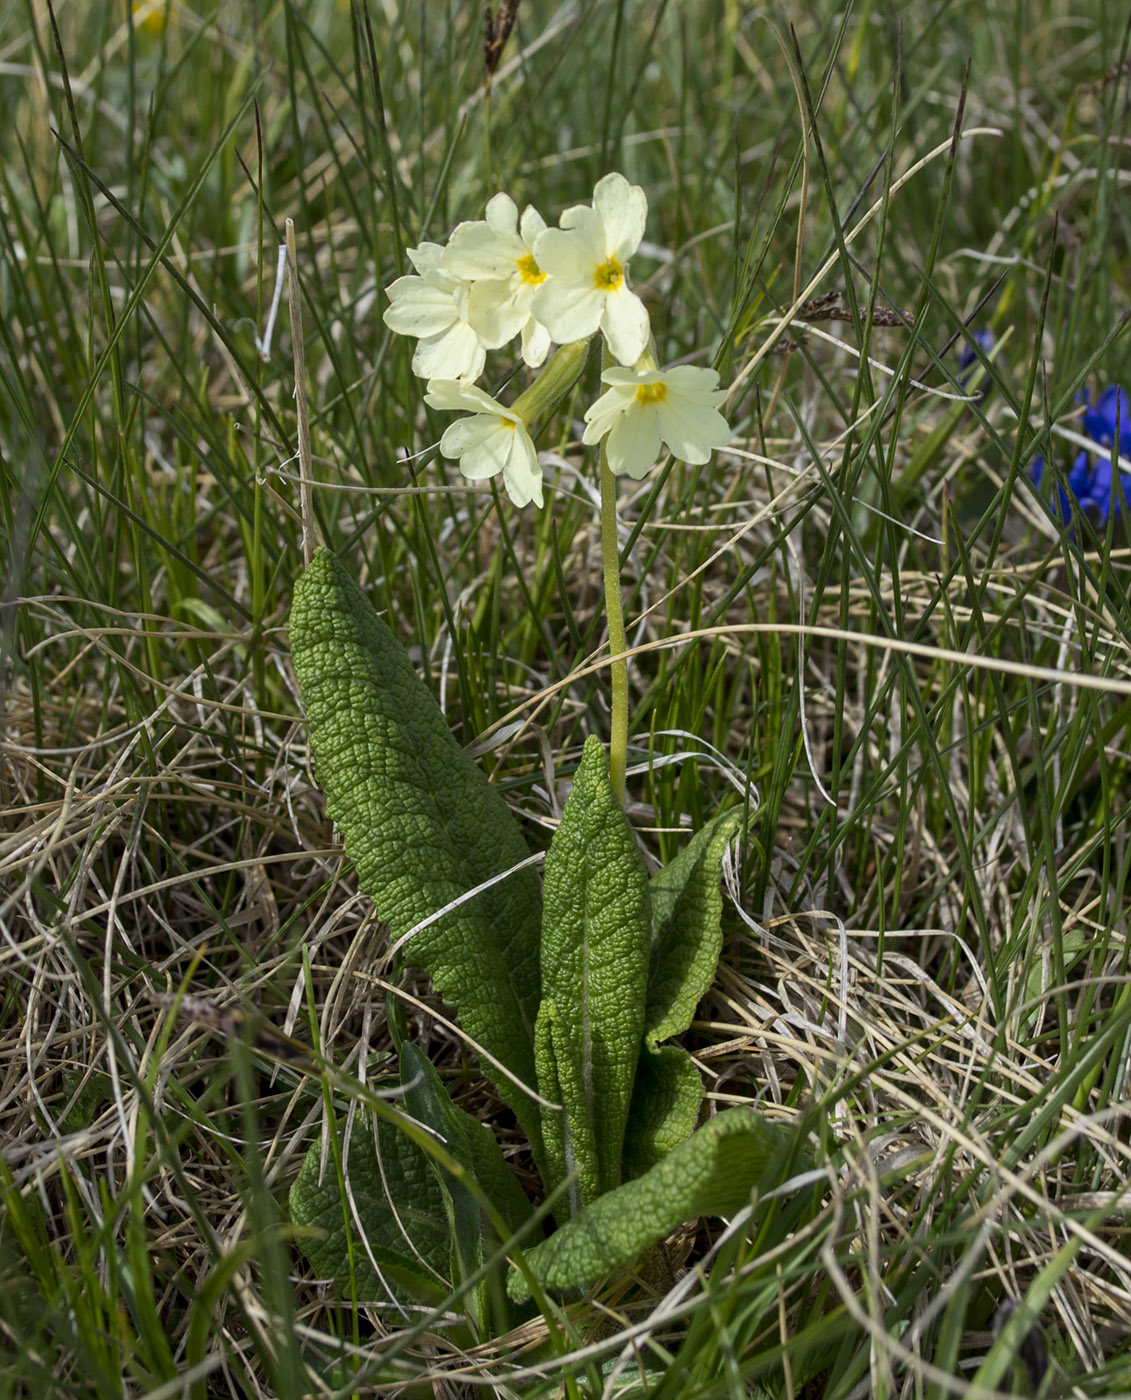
[517,253,546,286]
[634,381,667,406]
[594,257,624,292]
[501,418,517,432]
[133,1,165,33]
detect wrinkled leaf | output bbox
[645,809,743,1049]
[291,549,543,1155]
[290,1114,450,1310]
[400,1043,536,1256]
[400,1043,488,1334]
[533,999,568,1207]
[619,812,743,1178]
[622,1045,704,1181]
[534,997,600,1218]
[461,1115,538,1243]
[539,737,650,1205]
[508,1106,803,1301]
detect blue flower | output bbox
[957,328,995,401]
[957,328,995,377]
[1080,384,1131,457]
[1031,384,1131,528]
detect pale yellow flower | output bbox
[133,1,166,35]
[425,380,544,508]
[443,193,552,368]
[582,365,730,478]
[532,172,650,366]
[383,244,485,382]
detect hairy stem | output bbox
[600,436,628,805]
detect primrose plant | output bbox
[289,173,810,1333]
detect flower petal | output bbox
[501,429,544,507]
[656,398,731,463]
[383,277,458,337]
[444,233,516,280]
[413,323,485,381]
[468,280,531,348]
[598,366,643,389]
[556,199,599,237]
[424,379,505,415]
[661,364,726,404]
[518,204,547,244]
[606,404,663,478]
[599,285,650,365]
[442,415,511,470]
[406,242,446,276]
[533,223,602,281]
[592,172,647,261]
[519,316,553,369]
[485,191,520,238]
[441,413,497,453]
[582,382,632,445]
[1067,449,1092,499]
[532,278,605,345]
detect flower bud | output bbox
[512,338,592,426]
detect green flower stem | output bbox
[600,435,629,806]
[513,334,627,801]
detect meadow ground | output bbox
[3,2,1131,1396]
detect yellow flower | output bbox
[132,1,166,36]
[383,244,485,383]
[424,380,544,508]
[532,173,650,367]
[443,193,553,368]
[582,366,730,478]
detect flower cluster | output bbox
[1032,385,1131,529]
[383,173,730,506]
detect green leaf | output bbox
[290,1114,450,1309]
[618,812,743,1178]
[538,736,650,1206]
[645,810,743,1048]
[461,1113,537,1242]
[534,997,600,1217]
[507,1107,803,1301]
[532,1000,566,1197]
[400,1043,488,1334]
[290,549,543,1154]
[622,1045,704,1181]
[1023,927,1089,1030]
[398,1040,537,1267]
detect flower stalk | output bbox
[599,350,629,806]
[381,172,735,806]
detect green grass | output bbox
[3,0,1131,1394]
